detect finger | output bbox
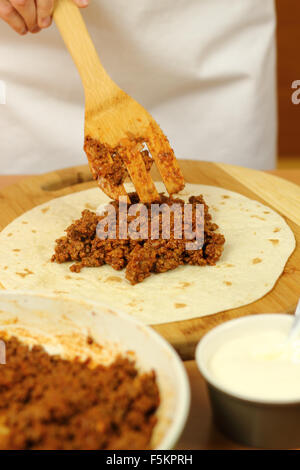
[10,0,38,32]
[72,0,89,8]
[36,0,53,29]
[0,0,27,34]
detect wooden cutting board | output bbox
[0,161,299,359]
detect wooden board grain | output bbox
[0,161,299,360]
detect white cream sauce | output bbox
[208,329,300,401]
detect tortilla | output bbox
[0,183,295,325]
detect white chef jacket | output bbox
[0,0,276,174]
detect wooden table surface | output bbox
[0,169,299,450]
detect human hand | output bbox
[0,0,88,35]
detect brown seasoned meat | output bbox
[52,192,225,285]
[84,136,153,187]
[0,336,159,450]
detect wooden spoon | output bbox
[53,0,185,203]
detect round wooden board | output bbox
[0,161,299,359]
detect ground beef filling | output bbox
[84,136,153,186]
[52,193,225,285]
[0,336,159,450]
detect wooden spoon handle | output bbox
[53,0,112,94]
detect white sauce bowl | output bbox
[196,314,300,449]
